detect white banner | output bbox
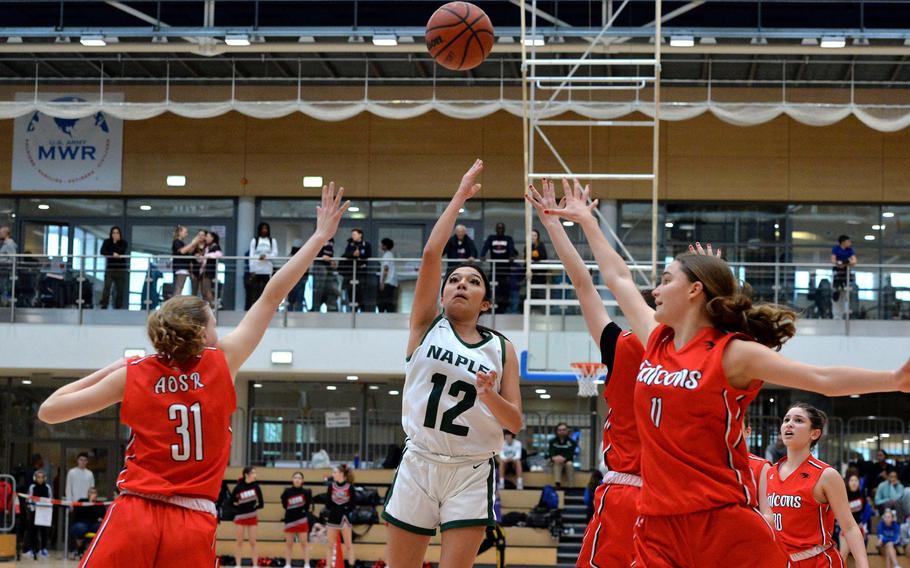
[11,93,123,192]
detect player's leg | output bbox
[439,526,487,568]
[383,450,440,568]
[513,459,523,489]
[300,529,311,567]
[497,460,506,489]
[285,532,294,567]
[234,523,245,566]
[341,521,355,566]
[249,523,259,565]
[698,505,788,567]
[386,524,432,568]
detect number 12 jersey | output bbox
[403,315,505,460]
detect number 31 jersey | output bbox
[117,348,236,503]
[403,315,505,461]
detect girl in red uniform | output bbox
[767,403,868,568]
[745,416,773,522]
[528,179,645,568]
[543,181,910,568]
[37,183,349,568]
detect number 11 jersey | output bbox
[116,348,236,503]
[403,315,505,460]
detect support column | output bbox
[598,200,618,248]
[236,197,255,310]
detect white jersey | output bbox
[403,315,505,461]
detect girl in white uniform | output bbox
[383,160,523,568]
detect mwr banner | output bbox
[12,92,123,192]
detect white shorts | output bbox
[382,449,495,536]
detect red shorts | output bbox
[284,518,310,534]
[79,494,217,568]
[577,483,640,568]
[233,513,258,526]
[786,547,844,568]
[632,504,789,568]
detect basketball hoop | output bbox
[570,362,606,397]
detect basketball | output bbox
[425,2,494,71]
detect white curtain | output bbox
[2,98,910,131]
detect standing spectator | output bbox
[877,509,902,568]
[341,229,372,311]
[0,226,17,306]
[311,237,339,312]
[200,231,223,309]
[99,226,129,310]
[831,234,857,320]
[378,238,399,313]
[66,452,95,501]
[548,422,578,489]
[876,470,905,518]
[498,430,524,490]
[233,466,265,568]
[247,222,278,309]
[286,240,308,312]
[171,225,202,297]
[813,278,833,319]
[70,487,106,559]
[27,470,52,559]
[280,472,312,568]
[190,229,207,298]
[867,450,893,496]
[444,224,477,265]
[481,223,517,313]
[841,473,872,564]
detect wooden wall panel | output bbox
[788,118,883,159]
[666,156,789,201]
[882,159,910,202]
[243,153,370,196]
[125,114,246,155]
[788,158,883,201]
[666,115,789,158]
[0,121,12,193]
[121,153,243,195]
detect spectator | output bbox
[901,514,910,548]
[66,452,95,501]
[877,509,902,568]
[200,231,223,309]
[341,229,372,311]
[171,225,202,297]
[286,240,308,312]
[99,226,129,310]
[311,237,339,312]
[247,222,278,309]
[813,278,833,319]
[876,470,906,518]
[190,229,207,297]
[140,261,163,311]
[498,430,524,490]
[27,470,52,559]
[0,226,17,306]
[378,238,398,313]
[481,223,517,313]
[444,224,478,265]
[233,466,264,568]
[831,234,857,320]
[866,449,893,496]
[548,422,578,489]
[529,229,549,310]
[840,473,871,564]
[70,487,106,558]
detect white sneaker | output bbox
[498,478,505,490]
[517,478,524,490]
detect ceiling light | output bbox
[166,175,186,187]
[372,34,398,47]
[801,38,819,46]
[883,211,895,218]
[769,397,775,403]
[539,394,552,399]
[225,34,251,47]
[151,36,168,44]
[820,36,846,49]
[864,234,875,241]
[37,204,49,210]
[498,37,516,44]
[398,36,415,44]
[904,440,910,444]
[349,406,357,411]
[664,222,674,228]
[369,385,379,390]
[669,35,694,48]
[6,36,23,44]
[346,375,359,381]
[873,224,881,230]
[389,390,400,396]
[139,205,152,211]
[123,348,146,358]
[55,37,71,44]
[774,223,780,229]
[80,35,106,47]
[348,207,360,212]
[562,221,574,227]
[523,36,545,47]
[253,382,263,388]
[326,385,337,390]
[298,36,316,44]
[750,37,768,45]
[850,394,860,399]
[534,388,547,394]
[459,208,465,213]
[22,379,32,385]
[881,433,891,438]
[302,176,323,188]
[852,37,869,46]
[699,37,716,45]
[271,350,293,364]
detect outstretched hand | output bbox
[688,242,722,258]
[525,178,566,226]
[541,179,598,224]
[315,181,351,238]
[457,159,484,201]
[475,370,498,397]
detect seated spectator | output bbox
[247,222,278,309]
[70,487,107,558]
[877,509,903,568]
[0,226,17,307]
[548,422,578,489]
[876,470,906,519]
[498,430,524,490]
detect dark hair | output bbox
[207,231,220,245]
[838,235,850,244]
[381,238,394,250]
[351,228,364,237]
[787,402,827,448]
[335,464,354,484]
[641,289,657,309]
[77,452,89,460]
[676,254,797,351]
[291,471,304,481]
[240,466,255,482]
[109,226,122,239]
[555,422,569,431]
[441,263,492,305]
[503,430,514,437]
[256,222,271,239]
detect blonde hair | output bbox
[147,296,210,362]
[173,225,187,241]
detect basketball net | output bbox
[570,362,606,397]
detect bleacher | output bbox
[218,467,586,565]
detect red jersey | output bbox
[116,348,236,503]
[600,323,644,475]
[749,453,771,500]
[634,324,761,516]
[766,456,835,554]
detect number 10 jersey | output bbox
[403,315,505,461]
[117,348,236,503]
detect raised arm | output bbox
[546,180,657,343]
[219,183,349,376]
[724,339,910,396]
[38,358,128,424]
[526,179,610,342]
[407,159,483,356]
